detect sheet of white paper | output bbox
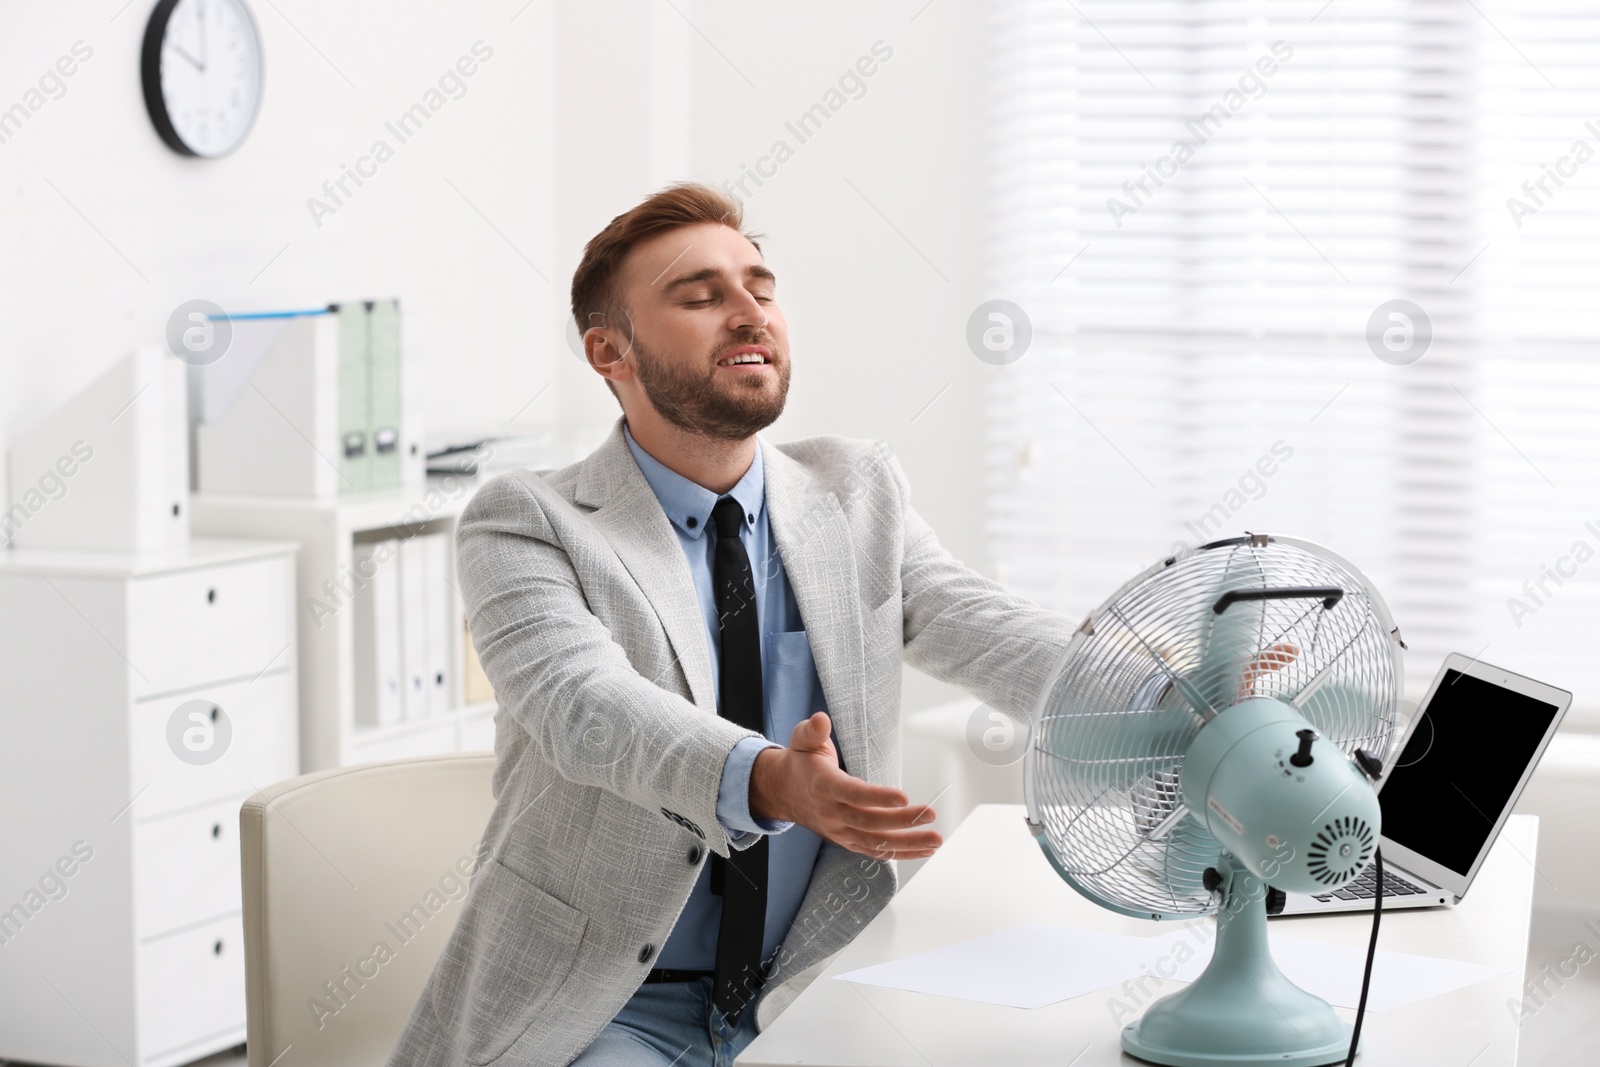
[836,923,1509,1013]
[832,924,1164,1009]
[1139,928,1511,1012]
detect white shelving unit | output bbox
[190,477,496,772]
[0,537,299,1067]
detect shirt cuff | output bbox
[717,736,794,838]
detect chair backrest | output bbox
[240,752,496,1067]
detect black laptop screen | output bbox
[1379,669,1560,877]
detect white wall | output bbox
[1,0,989,713]
[550,1,994,711]
[0,0,557,462]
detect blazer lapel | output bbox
[762,440,873,779]
[575,420,717,712]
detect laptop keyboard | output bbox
[1309,864,1429,902]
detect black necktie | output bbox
[709,495,769,1023]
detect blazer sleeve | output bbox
[883,450,1079,725]
[455,472,759,856]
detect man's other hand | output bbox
[748,712,941,860]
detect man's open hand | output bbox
[748,712,941,860]
[1239,642,1300,700]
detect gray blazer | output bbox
[385,418,1075,1067]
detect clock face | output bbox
[141,0,263,158]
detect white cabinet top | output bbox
[0,537,298,579]
[191,474,483,533]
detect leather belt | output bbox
[642,967,716,984]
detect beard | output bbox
[629,332,791,441]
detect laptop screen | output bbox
[1379,668,1561,876]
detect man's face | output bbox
[599,221,790,440]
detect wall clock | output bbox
[141,0,264,158]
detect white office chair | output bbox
[240,752,496,1067]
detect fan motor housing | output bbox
[1180,697,1380,895]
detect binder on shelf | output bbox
[5,344,188,553]
[338,303,372,493]
[352,539,403,728]
[398,534,430,721]
[423,532,454,717]
[195,301,419,498]
[368,301,403,491]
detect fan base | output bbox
[1120,856,1356,1067]
[1122,1026,1353,1067]
[1120,966,1354,1067]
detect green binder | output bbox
[337,302,372,493]
[368,299,402,491]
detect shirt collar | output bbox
[622,422,765,540]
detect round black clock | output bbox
[141,0,264,158]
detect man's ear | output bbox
[585,327,630,383]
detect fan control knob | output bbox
[1289,728,1317,768]
[1202,867,1223,894]
[1264,886,1286,915]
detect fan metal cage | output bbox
[1024,534,1404,919]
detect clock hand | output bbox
[171,43,205,72]
[198,0,209,71]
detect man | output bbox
[387,182,1076,1067]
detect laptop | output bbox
[1278,652,1571,915]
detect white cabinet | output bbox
[0,538,298,1067]
[191,480,496,771]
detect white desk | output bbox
[740,804,1537,1067]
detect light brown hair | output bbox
[570,183,764,396]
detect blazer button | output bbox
[638,943,655,964]
[688,844,703,865]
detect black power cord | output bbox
[1344,846,1383,1065]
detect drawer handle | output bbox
[212,822,222,839]
[214,939,224,956]
[207,588,217,605]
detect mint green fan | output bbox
[1023,533,1405,1066]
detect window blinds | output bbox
[983,0,1600,720]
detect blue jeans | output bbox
[569,976,761,1066]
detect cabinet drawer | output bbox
[128,556,291,698]
[131,670,297,819]
[137,913,245,1063]
[134,798,243,938]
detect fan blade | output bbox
[1190,550,1271,712]
[1125,809,1222,906]
[1293,679,1390,752]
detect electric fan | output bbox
[1023,533,1405,1066]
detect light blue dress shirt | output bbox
[622,424,829,970]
